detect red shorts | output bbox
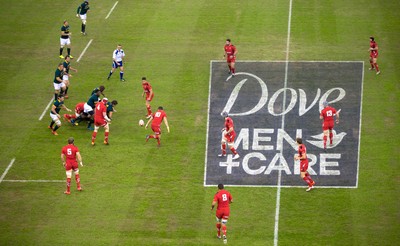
[370,53,378,58]
[151,125,161,135]
[146,93,154,102]
[95,119,107,127]
[224,132,236,143]
[65,162,78,171]
[322,121,334,131]
[227,56,236,63]
[216,208,230,220]
[300,161,309,172]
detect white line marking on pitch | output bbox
[77,39,93,63]
[2,180,64,183]
[40,39,93,120]
[105,1,119,19]
[0,158,16,183]
[274,0,293,245]
[39,97,54,121]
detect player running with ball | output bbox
[211,184,233,244]
[295,138,315,192]
[61,137,83,194]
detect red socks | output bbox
[216,223,221,237]
[222,225,227,237]
[230,147,238,155]
[221,143,227,155]
[231,68,235,74]
[92,132,97,142]
[146,105,152,116]
[374,63,379,72]
[156,136,160,145]
[66,178,71,192]
[323,135,327,148]
[303,173,314,187]
[105,132,109,142]
[329,132,333,145]
[370,60,374,69]
[75,174,81,189]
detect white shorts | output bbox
[53,82,65,91]
[50,112,59,122]
[62,75,69,81]
[60,38,71,46]
[80,14,87,20]
[83,103,93,113]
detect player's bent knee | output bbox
[55,120,62,126]
[227,143,234,148]
[215,217,222,223]
[74,169,79,175]
[221,219,228,225]
[82,20,87,25]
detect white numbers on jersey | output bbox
[96,104,101,110]
[222,194,228,201]
[155,112,161,117]
[67,148,72,155]
[326,110,333,117]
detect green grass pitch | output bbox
[0,0,399,245]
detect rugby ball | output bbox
[139,119,144,126]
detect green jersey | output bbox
[106,102,114,113]
[87,94,99,108]
[61,25,70,39]
[52,100,64,114]
[77,2,90,15]
[63,61,71,74]
[54,68,63,84]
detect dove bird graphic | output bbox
[306,130,347,149]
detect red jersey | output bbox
[61,144,80,164]
[298,144,308,164]
[142,81,152,95]
[75,102,85,114]
[224,44,236,56]
[320,106,337,123]
[94,102,107,122]
[151,110,167,127]
[213,190,232,209]
[370,40,378,56]
[224,117,234,132]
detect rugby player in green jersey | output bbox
[59,21,72,58]
[48,95,71,135]
[62,55,78,99]
[76,1,90,35]
[53,63,66,100]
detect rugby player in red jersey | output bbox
[224,39,237,76]
[211,184,233,244]
[320,101,339,151]
[218,112,239,160]
[91,98,111,145]
[294,138,315,192]
[145,106,170,146]
[63,102,85,123]
[369,36,380,75]
[141,77,154,119]
[61,137,83,194]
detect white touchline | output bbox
[0,158,16,183]
[274,0,293,246]
[2,180,64,183]
[105,1,119,20]
[77,39,93,63]
[39,97,55,121]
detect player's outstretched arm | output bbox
[164,118,170,133]
[62,105,72,112]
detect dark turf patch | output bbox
[204,61,363,187]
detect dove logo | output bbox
[205,61,363,188]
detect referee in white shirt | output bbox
[107,44,126,82]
